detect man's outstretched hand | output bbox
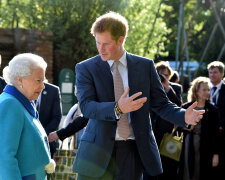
[185,101,205,125]
[118,87,147,114]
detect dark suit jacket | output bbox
[0,77,6,94]
[57,116,88,141]
[74,53,186,177]
[216,83,225,128]
[169,82,183,106]
[214,83,225,160]
[38,82,62,155]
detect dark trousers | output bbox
[143,172,159,180]
[143,155,178,180]
[77,140,143,180]
[213,130,225,180]
[49,142,56,158]
[217,142,225,180]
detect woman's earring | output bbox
[20,85,23,89]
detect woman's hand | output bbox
[45,159,56,174]
[212,154,219,167]
[184,101,205,125]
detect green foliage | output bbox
[0,0,126,81]
[0,0,224,82]
[0,0,169,61]
[122,0,170,59]
[161,0,225,64]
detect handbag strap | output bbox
[172,125,184,140]
[172,125,179,134]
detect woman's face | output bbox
[19,67,45,101]
[196,83,210,102]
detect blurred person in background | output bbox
[48,115,88,145]
[35,80,62,158]
[170,70,180,84]
[178,77,220,180]
[144,61,183,180]
[0,76,6,93]
[207,61,225,179]
[49,86,87,149]
[0,55,6,93]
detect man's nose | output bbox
[99,44,104,51]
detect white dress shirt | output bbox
[107,51,135,140]
[210,80,223,105]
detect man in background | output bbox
[0,55,6,93]
[0,76,6,94]
[144,61,183,180]
[36,81,62,158]
[208,61,225,180]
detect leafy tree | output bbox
[161,0,225,65]
[123,0,170,59]
[0,0,125,83]
[2,0,223,83]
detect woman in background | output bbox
[0,53,55,180]
[178,77,220,180]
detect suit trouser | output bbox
[77,140,143,180]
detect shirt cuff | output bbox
[115,109,121,120]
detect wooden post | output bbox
[14,28,21,54]
[195,1,225,77]
[218,43,225,60]
[209,0,225,39]
[175,0,184,70]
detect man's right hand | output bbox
[118,87,147,114]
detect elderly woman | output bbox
[0,53,55,180]
[178,77,220,180]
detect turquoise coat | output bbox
[0,86,51,180]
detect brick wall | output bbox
[0,28,53,83]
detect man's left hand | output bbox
[184,101,205,125]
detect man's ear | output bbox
[117,36,125,46]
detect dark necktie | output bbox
[113,61,130,139]
[212,86,217,104]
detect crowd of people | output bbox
[0,11,224,180]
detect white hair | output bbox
[3,53,47,85]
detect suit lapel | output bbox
[218,83,225,105]
[126,53,141,124]
[95,56,114,99]
[39,85,48,113]
[94,54,140,100]
[127,53,140,96]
